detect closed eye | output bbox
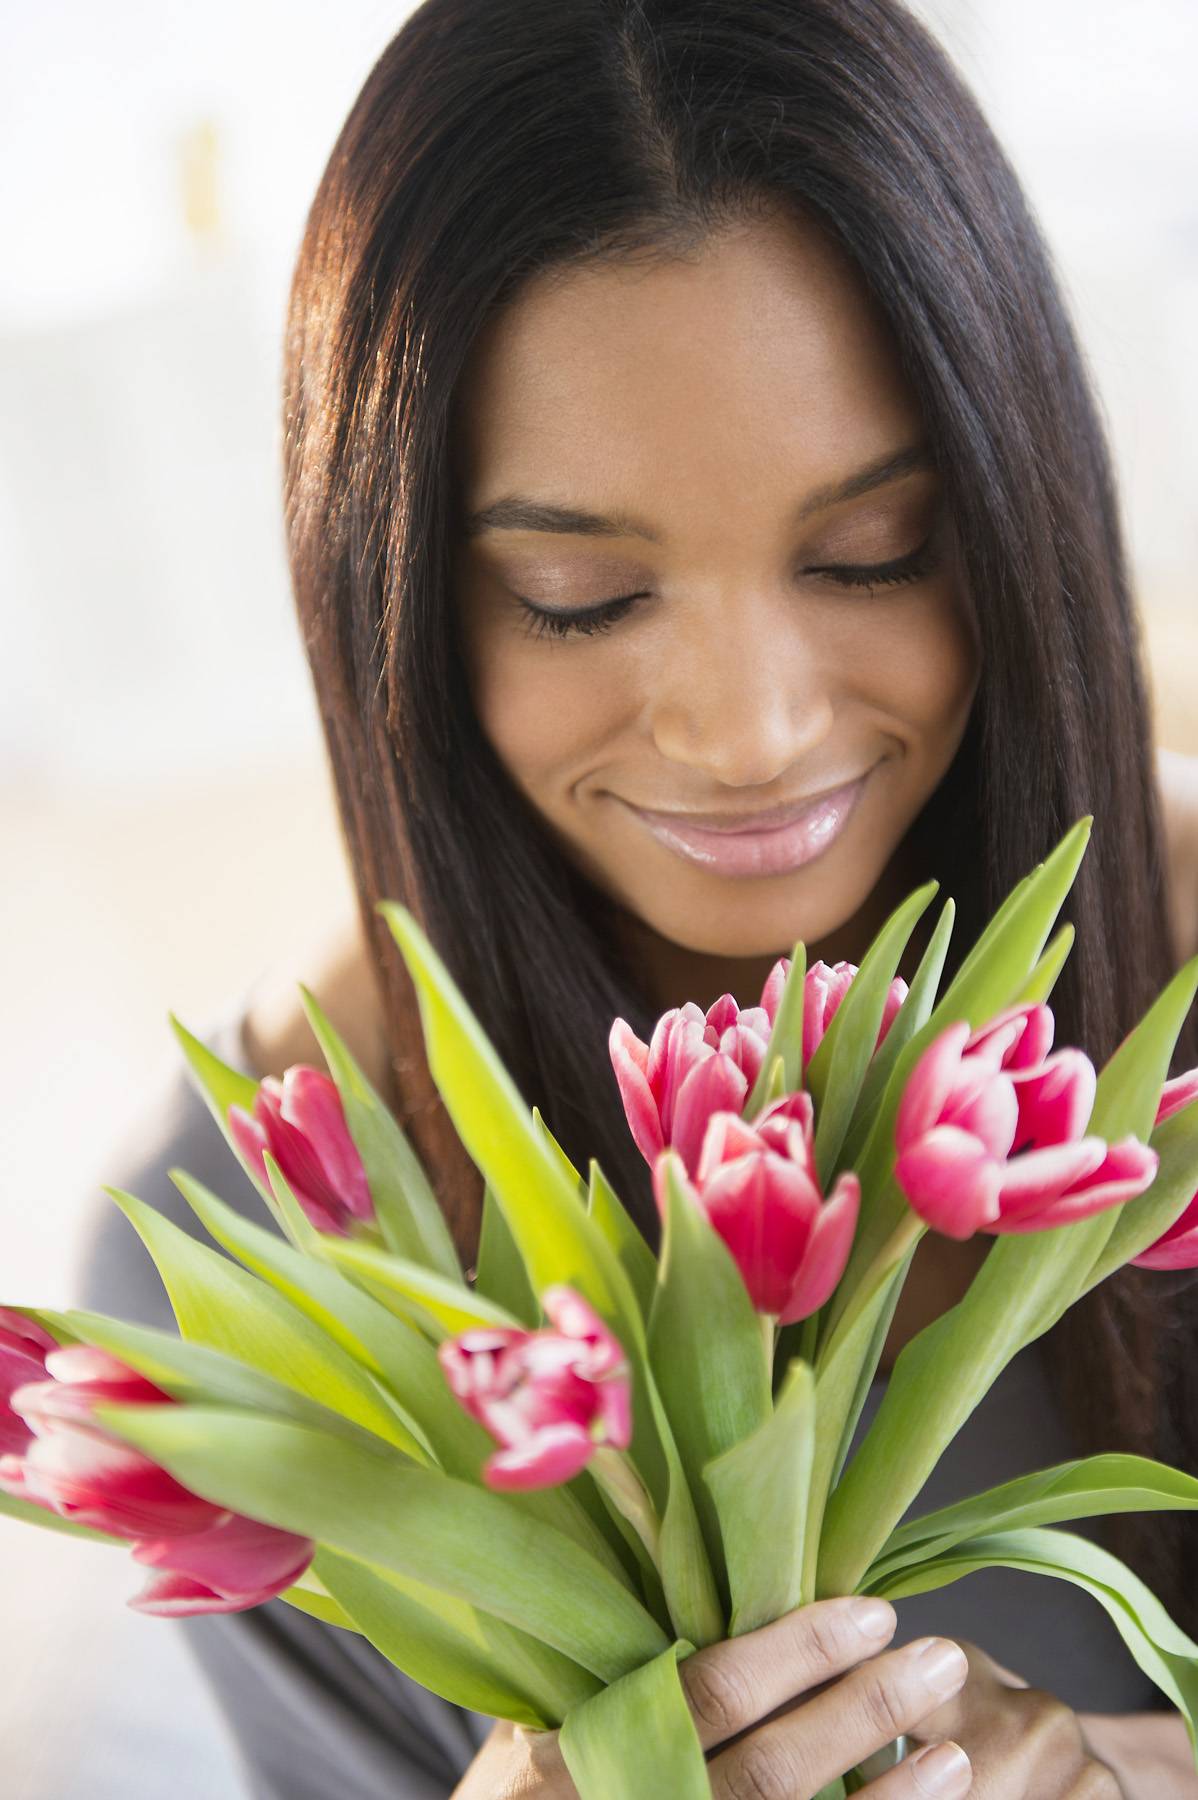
[514,533,942,640]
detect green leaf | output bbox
[35,1307,411,1451]
[701,1358,815,1636]
[1012,922,1075,1006]
[533,1105,588,1201]
[804,881,940,1187]
[634,1359,725,1648]
[870,1527,1198,1751]
[377,902,646,1359]
[647,1154,772,1608]
[817,947,1198,1597]
[313,1546,601,1728]
[586,1161,659,1327]
[170,1166,489,1476]
[745,941,806,1117]
[90,1401,670,1684]
[474,1179,539,1327]
[276,1570,358,1631]
[160,1180,633,1584]
[165,1014,283,1227]
[1085,1087,1198,1287]
[867,1453,1198,1586]
[834,898,956,1177]
[559,1640,710,1800]
[297,983,463,1282]
[319,1233,525,1338]
[101,1185,426,1454]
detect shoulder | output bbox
[1155,745,1198,964]
[240,914,390,1090]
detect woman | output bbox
[77,0,1198,1793]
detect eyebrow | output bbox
[461,442,935,541]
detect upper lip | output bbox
[626,772,869,833]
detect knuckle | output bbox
[683,1651,753,1736]
[1072,1764,1123,1799]
[1023,1687,1078,1747]
[857,1666,909,1740]
[799,1604,853,1671]
[726,1737,794,1800]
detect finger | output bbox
[863,1739,972,1798]
[677,1596,898,1752]
[707,1634,970,1800]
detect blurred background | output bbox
[2,1,1196,1794]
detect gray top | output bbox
[73,999,1165,1798]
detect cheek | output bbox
[858,589,980,732]
[469,631,627,794]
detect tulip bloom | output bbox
[654,1090,860,1324]
[229,1064,375,1236]
[611,959,907,1179]
[0,1308,57,1456]
[1131,1068,1198,1270]
[437,1285,632,1491]
[894,1003,1159,1239]
[609,995,772,1179]
[763,957,909,1070]
[0,1342,314,1616]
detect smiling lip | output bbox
[622,771,871,878]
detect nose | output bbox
[645,609,836,790]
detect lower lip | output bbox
[624,772,871,878]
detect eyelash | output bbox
[515,536,942,641]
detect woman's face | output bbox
[452,205,981,1002]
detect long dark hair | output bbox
[280,0,1198,1626]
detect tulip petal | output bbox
[129,1511,315,1596]
[1156,1067,1198,1126]
[17,1422,223,1538]
[778,1173,860,1324]
[672,1054,749,1179]
[759,957,791,1026]
[1007,1049,1097,1151]
[282,1067,375,1223]
[484,1421,595,1490]
[608,1017,665,1166]
[1132,1198,1198,1269]
[126,1560,308,1617]
[993,1136,1110,1217]
[895,1022,972,1152]
[895,1125,1002,1238]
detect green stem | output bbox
[588,1446,663,1571]
[761,1312,777,1385]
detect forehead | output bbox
[452,206,923,517]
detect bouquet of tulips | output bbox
[5,814,1198,1799]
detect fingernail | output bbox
[908,1739,971,1796]
[847,1597,895,1638]
[905,1637,969,1696]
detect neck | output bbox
[616,840,932,1017]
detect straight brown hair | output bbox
[280,0,1198,1624]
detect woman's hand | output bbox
[905,1640,1126,1796]
[452,1594,976,1797]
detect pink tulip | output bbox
[609,996,772,1178]
[0,1309,57,1456]
[1131,1067,1198,1270]
[437,1286,632,1491]
[893,1002,1159,1239]
[228,1064,375,1235]
[0,1342,314,1616]
[762,957,909,1070]
[653,1090,860,1324]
